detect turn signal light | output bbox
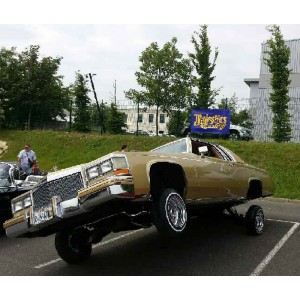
[114,169,129,176]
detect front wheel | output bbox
[229,131,240,140]
[55,228,92,264]
[152,188,187,237]
[245,205,264,235]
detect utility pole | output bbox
[69,98,72,133]
[87,73,103,134]
[113,79,117,105]
[136,100,139,136]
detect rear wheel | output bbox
[229,131,240,140]
[152,188,187,237]
[245,205,264,235]
[55,228,92,264]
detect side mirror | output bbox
[198,146,208,154]
[198,146,208,158]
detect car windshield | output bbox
[0,163,11,187]
[151,139,188,154]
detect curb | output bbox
[261,197,300,204]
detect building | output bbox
[245,39,300,142]
[118,100,169,135]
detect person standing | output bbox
[17,144,37,175]
[121,144,128,152]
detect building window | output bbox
[123,114,128,123]
[148,114,154,123]
[138,114,143,123]
[159,114,165,123]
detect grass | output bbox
[0,129,299,199]
[0,130,174,171]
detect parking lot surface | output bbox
[0,198,299,276]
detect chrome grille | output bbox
[32,172,83,211]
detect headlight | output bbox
[23,196,32,208]
[12,201,24,213]
[100,160,113,174]
[85,156,129,183]
[11,194,32,213]
[87,166,100,180]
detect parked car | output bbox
[126,130,152,136]
[4,138,274,264]
[0,162,44,226]
[182,123,253,140]
[228,124,253,141]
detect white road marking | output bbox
[35,258,62,269]
[250,220,300,276]
[34,229,144,269]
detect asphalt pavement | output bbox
[0,198,300,276]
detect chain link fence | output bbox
[242,97,300,143]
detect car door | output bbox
[187,144,247,203]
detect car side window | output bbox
[191,140,235,161]
[152,139,187,153]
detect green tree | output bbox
[124,89,147,134]
[0,45,70,129]
[167,57,192,136]
[73,72,91,132]
[0,47,23,128]
[0,105,5,128]
[106,103,127,134]
[125,37,191,136]
[235,109,253,129]
[218,96,237,120]
[89,103,101,128]
[264,25,292,142]
[218,95,252,128]
[189,25,220,109]
[166,110,189,136]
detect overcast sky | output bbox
[1,1,300,106]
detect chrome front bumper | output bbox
[4,176,141,238]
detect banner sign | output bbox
[191,109,230,134]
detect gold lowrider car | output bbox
[4,137,274,264]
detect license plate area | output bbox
[31,205,54,225]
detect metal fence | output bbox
[243,97,300,143]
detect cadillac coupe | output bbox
[4,138,274,264]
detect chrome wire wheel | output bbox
[152,188,188,237]
[165,192,187,232]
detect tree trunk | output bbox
[27,105,32,131]
[176,110,181,136]
[156,105,159,136]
